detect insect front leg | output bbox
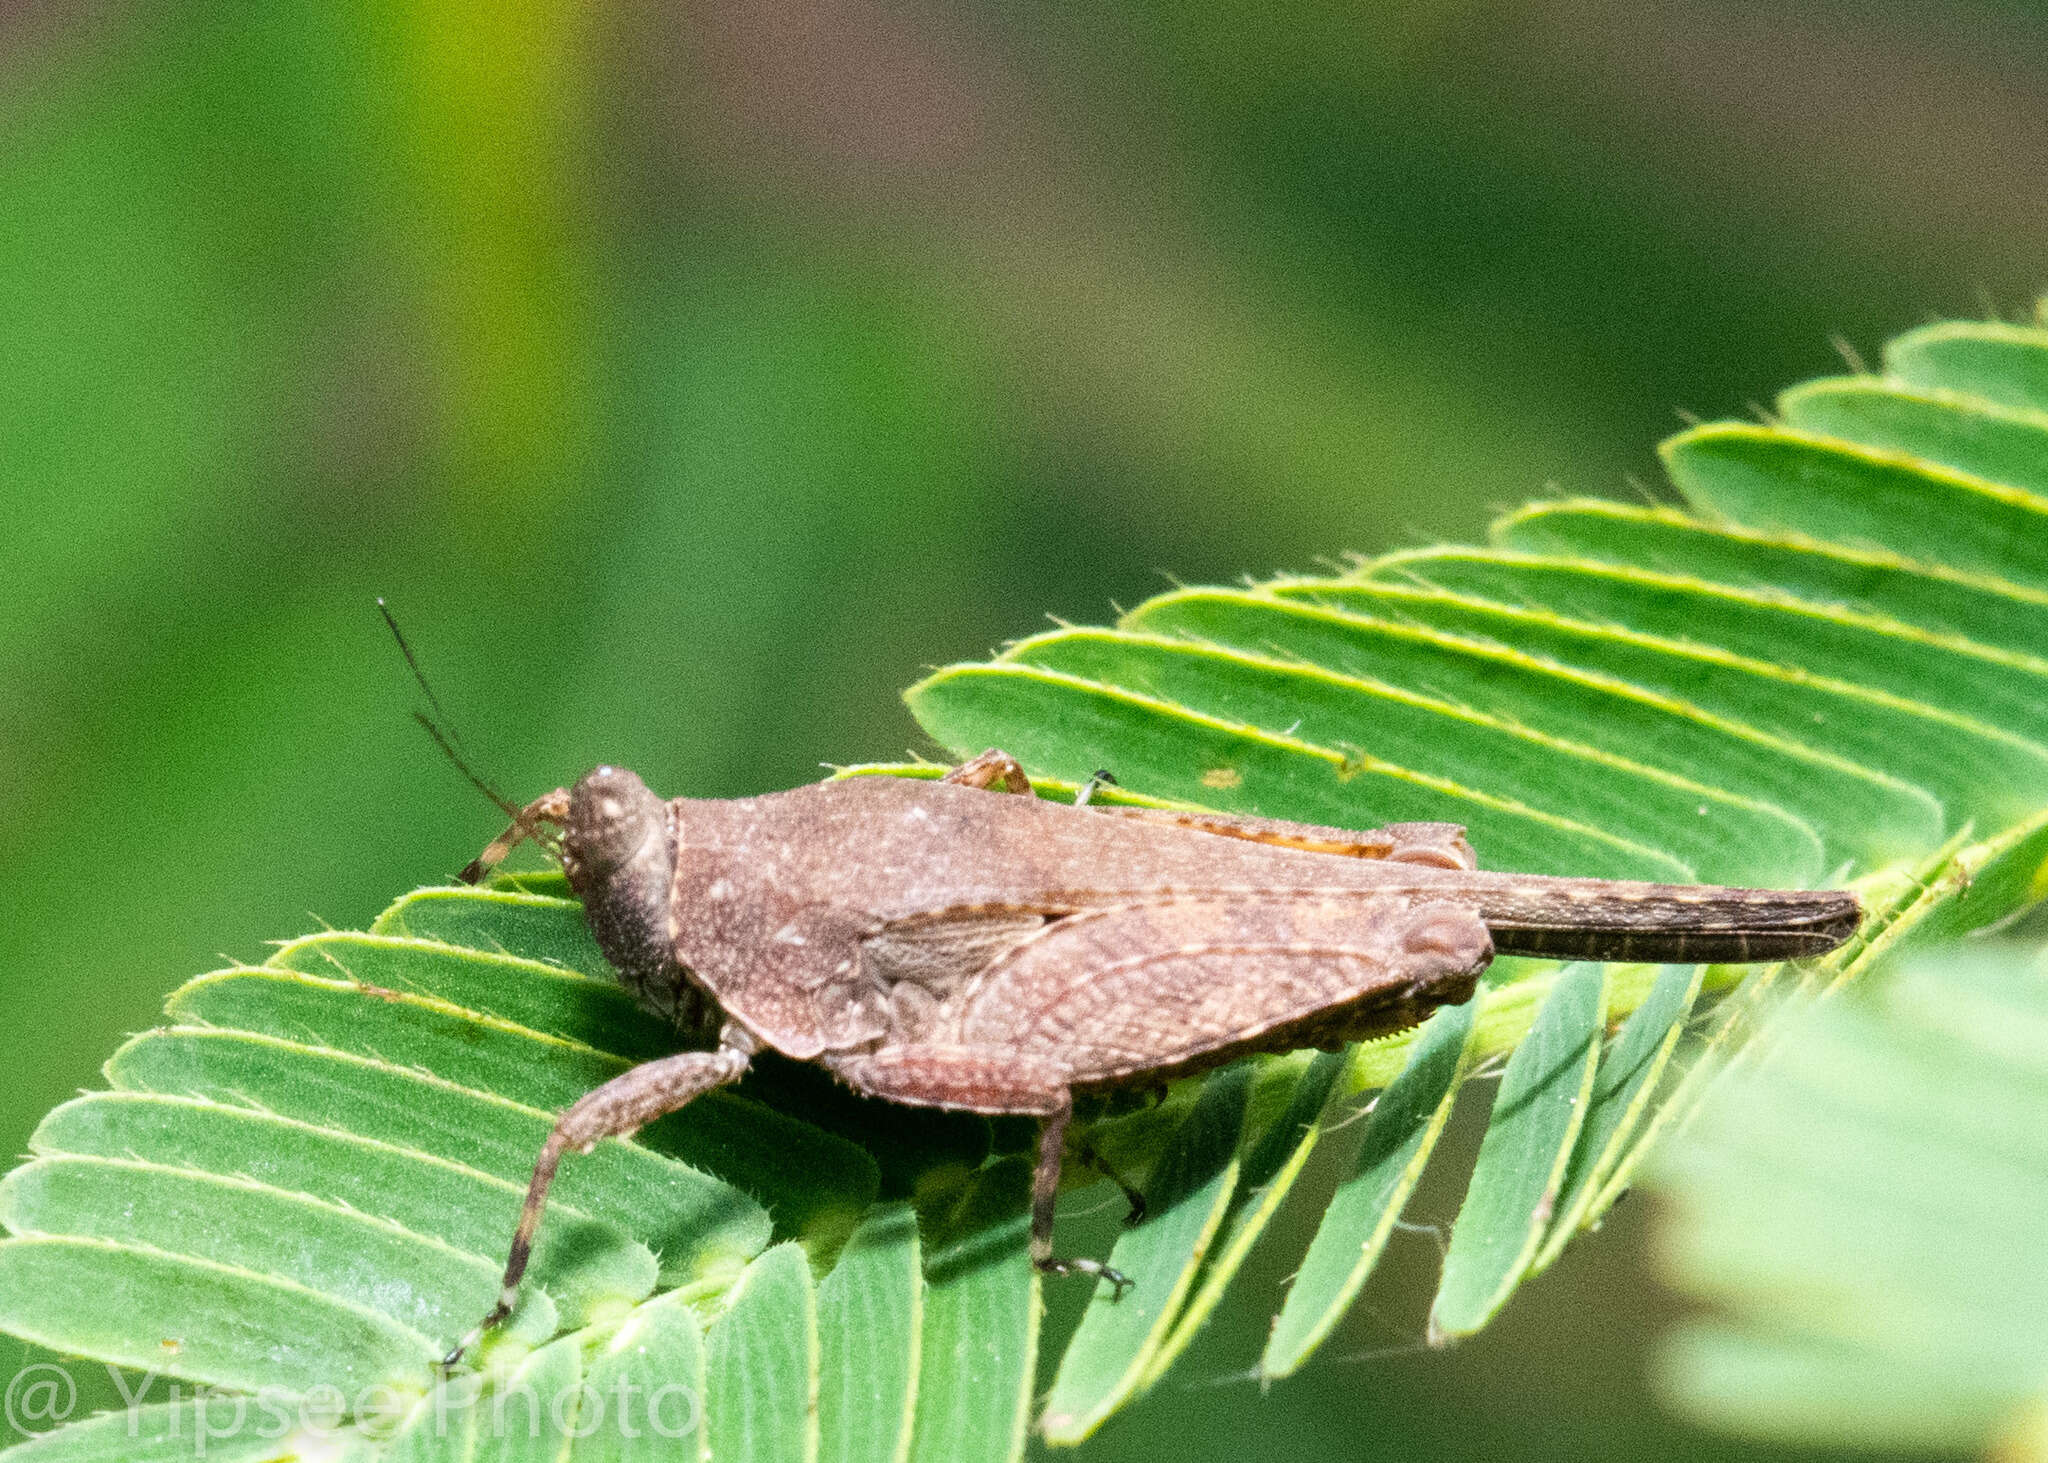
[447,1028,755,1365]
[460,786,573,884]
[825,1044,1131,1295]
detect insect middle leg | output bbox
[825,1043,1130,1294]
[1091,806,1478,869]
[943,748,1034,795]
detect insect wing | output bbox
[949,893,1492,1084]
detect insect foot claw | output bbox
[1074,769,1119,807]
[1035,1255,1134,1300]
[441,1295,514,1371]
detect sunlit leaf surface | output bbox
[1428,963,1608,1341]
[5,314,2047,1458]
[1653,946,2048,1452]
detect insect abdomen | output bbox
[1474,880,1861,962]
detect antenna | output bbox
[378,598,522,822]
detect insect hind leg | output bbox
[825,1043,1130,1296]
[1034,1103,1132,1297]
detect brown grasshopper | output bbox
[448,748,1859,1359]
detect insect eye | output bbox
[566,765,666,881]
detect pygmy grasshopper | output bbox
[449,748,1859,1358]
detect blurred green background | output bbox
[3,0,2038,1456]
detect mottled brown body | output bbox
[445,748,1859,1361]
[653,771,1503,1067]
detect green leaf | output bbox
[1527,961,1702,1274]
[817,1203,921,1463]
[268,931,674,1062]
[11,309,2048,1455]
[704,1243,818,1463]
[907,1159,1037,1463]
[1280,579,2045,838]
[1429,963,1608,1341]
[1879,805,2048,956]
[1262,1000,1477,1379]
[1496,499,2048,663]
[1664,423,2048,594]
[995,627,1822,884]
[1650,945,2048,1452]
[372,886,612,976]
[1039,1063,1251,1444]
[28,1092,654,1330]
[383,1365,486,1463]
[0,1396,366,1463]
[1365,548,2048,751]
[493,1332,589,1463]
[0,1235,432,1397]
[1885,319,2048,414]
[106,1028,770,1286]
[576,1299,711,1461]
[1659,1327,2030,1456]
[1141,1047,1352,1386]
[1106,588,1944,869]
[0,1157,562,1352]
[1778,376,2048,497]
[909,654,1699,882]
